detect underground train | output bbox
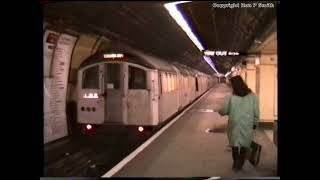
[76,42,218,132]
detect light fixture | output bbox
[164,2,219,74]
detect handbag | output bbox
[249,131,262,166]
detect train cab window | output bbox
[129,66,146,89]
[82,65,99,89]
[105,63,120,89]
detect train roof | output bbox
[79,40,210,76]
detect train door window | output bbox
[82,65,99,89]
[129,66,146,89]
[105,63,120,89]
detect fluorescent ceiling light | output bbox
[164,1,219,74]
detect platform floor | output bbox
[113,84,277,177]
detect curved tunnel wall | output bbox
[43,22,111,144]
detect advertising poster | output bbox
[44,33,77,143]
[44,30,60,77]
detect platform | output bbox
[112,84,277,177]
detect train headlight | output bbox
[86,124,92,130]
[138,126,144,132]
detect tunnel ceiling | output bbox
[43,1,277,74]
[180,2,277,72]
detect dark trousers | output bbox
[232,146,247,171]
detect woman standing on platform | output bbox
[217,75,260,171]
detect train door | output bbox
[103,63,123,124]
[78,64,105,124]
[126,65,150,125]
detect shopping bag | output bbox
[249,140,262,166]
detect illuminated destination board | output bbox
[103,53,124,59]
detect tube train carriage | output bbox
[77,43,218,132]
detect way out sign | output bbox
[203,50,239,56]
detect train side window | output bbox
[164,73,168,92]
[161,73,165,93]
[105,63,120,89]
[159,73,162,94]
[195,77,199,91]
[165,73,168,92]
[169,74,173,92]
[167,74,171,92]
[172,74,175,91]
[82,65,99,89]
[176,75,179,90]
[129,66,146,89]
[172,75,175,91]
[174,75,176,90]
[171,74,174,91]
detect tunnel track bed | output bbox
[44,126,156,176]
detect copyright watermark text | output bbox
[212,2,275,9]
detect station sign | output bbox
[203,50,239,56]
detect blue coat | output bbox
[218,93,260,148]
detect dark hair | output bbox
[230,75,252,97]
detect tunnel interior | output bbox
[43,1,278,177]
